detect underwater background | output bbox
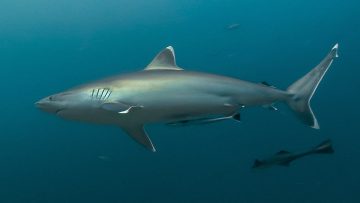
[0,0,359,202]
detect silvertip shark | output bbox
[36,44,339,152]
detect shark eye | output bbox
[49,96,54,101]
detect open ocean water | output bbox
[0,0,359,202]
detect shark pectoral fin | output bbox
[101,102,130,112]
[122,125,156,152]
[102,102,143,114]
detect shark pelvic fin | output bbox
[145,46,183,71]
[122,125,156,152]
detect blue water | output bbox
[1,0,359,202]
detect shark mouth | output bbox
[55,109,65,114]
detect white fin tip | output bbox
[166,46,174,52]
[332,43,338,49]
[331,43,339,58]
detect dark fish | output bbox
[252,139,334,169]
[167,113,241,126]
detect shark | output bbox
[252,139,334,169]
[35,44,339,152]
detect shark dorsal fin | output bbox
[276,150,291,155]
[145,46,183,71]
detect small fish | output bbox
[226,23,240,30]
[97,155,111,161]
[252,139,334,169]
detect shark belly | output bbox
[57,70,289,127]
[86,71,289,125]
[57,108,123,124]
[116,88,239,125]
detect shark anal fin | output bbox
[122,125,156,152]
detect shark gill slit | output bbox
[106,90,112,100]
[103,89,111,100]
[91,89,94,98]
[101,89,107,100]
[96,89,100,99]
[100,89,105,100]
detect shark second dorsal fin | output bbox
[145,46,183,71]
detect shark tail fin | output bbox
[313,139,334,154]
[286,44,338,129]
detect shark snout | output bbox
[35,98,49,110]
[35,97,60,114]
[35,98,46,108]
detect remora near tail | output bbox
[252,139,334,169]
[35,44,339,151]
